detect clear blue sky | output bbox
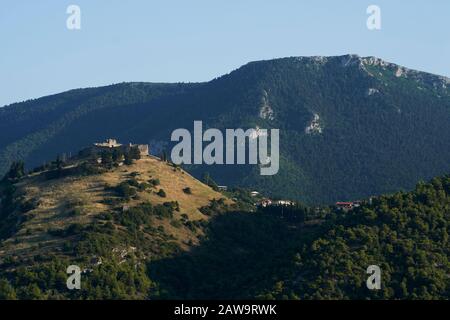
[1,0,449,107]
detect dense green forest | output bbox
[1,55,449,204]
[149,175,449,300]
[256,176,450,299]
[0,165,448,299]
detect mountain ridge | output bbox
[1,54,449,204]
[3,54,448,109]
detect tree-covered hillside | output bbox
[1,55,449,204]
[0,149,234,299]
[149,175,449,300]
[257,175,450,299]
[1,150,448,299]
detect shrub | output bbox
[163,201,179,212]
[68,207,83,216]
[113,182,137,200]
[157,189,167,198]
[19,198,39,213]
[100,197,123,206]
[153,204,174,219]
[114,202,154,229]
[183,187,192,194]
[138,182,151,192]
[49,223,84,237]
[170,220,183,228]
[67,198,85,208]
[65,223,84,235]
[149,178,160,187]
[47,228,66,237]
[126,178,140,188]
[97,212,113,221]
[78,162,105,176]
[6,161,25,181]
[184,221,197,232]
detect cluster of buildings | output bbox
[259,200,365,210]
[218,184,367,211]
[335,201,362,211]
[253,190,296,207]
[258,199,296,207]
[216,186,296,208]
[259,199,364,210]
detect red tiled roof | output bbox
[336,202,353,205]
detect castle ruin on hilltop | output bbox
[93,138,149,157]
[94,138,122,148]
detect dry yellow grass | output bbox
[0,156,232,258]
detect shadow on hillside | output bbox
[148,211,312,299]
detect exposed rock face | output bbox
[305,113,322,134]
[366,88,380,96]
[340,54,365,68]
[259,90,274,120]
[334,54,449,92]
[395,67,405,77]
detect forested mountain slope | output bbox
[1,55,449,204]
[1,150,448,299]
